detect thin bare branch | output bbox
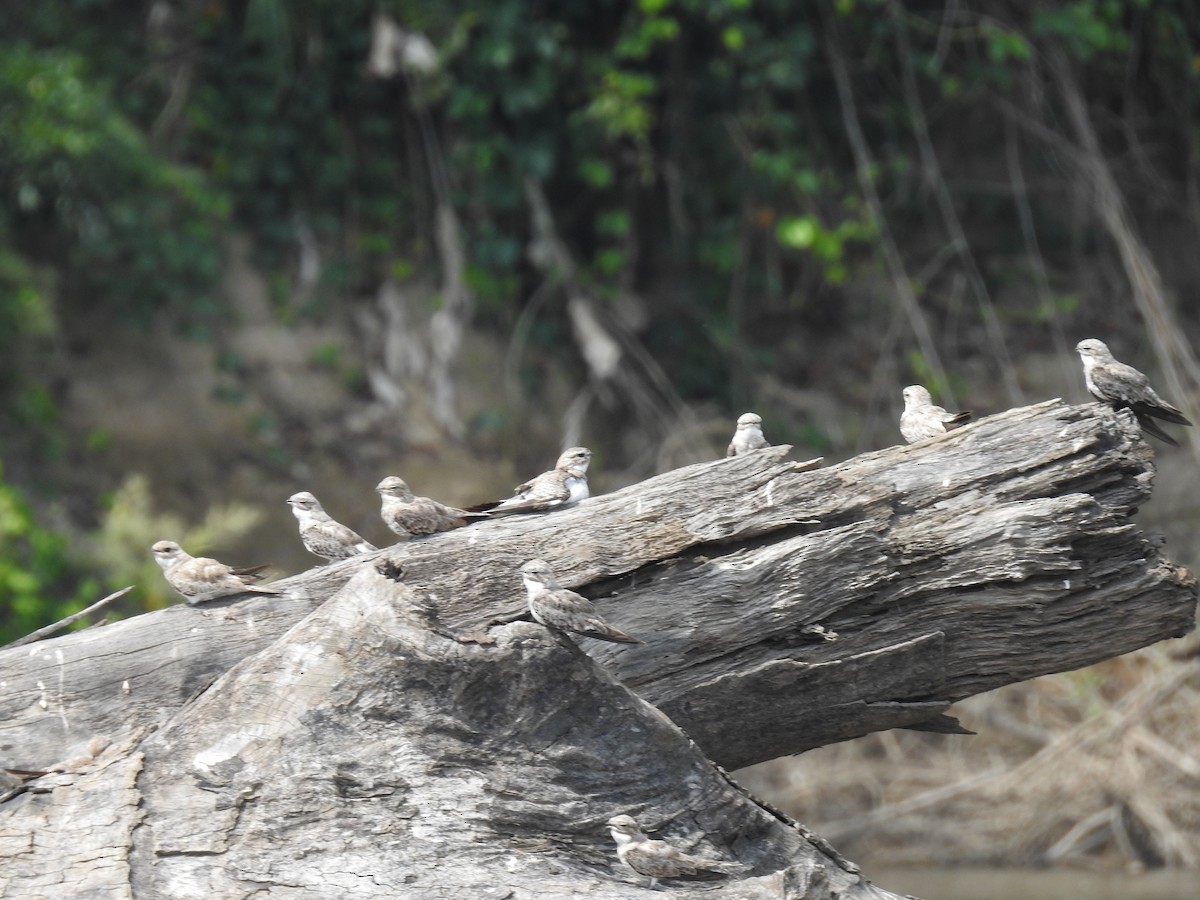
[5,586,134,649]
[823,11,952,395]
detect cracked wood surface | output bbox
[0,399,1195,897]
[6,569,903,899]
[0,399,1193,775]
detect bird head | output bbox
[902,385,932,408]
[606,815,645,841]
[375,476,414,501]
[286,492,323,515]
[1075,338,1111,360]
[556,447,592,475]
[735,412,762,429]
[151,540,185,569]
[519,558,556,589]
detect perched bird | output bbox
[470,447,592,515]
[1076,338,1192,446]
[900,385,972,443]
[286,491,377,561]
[519,558,641,645]
[375,476,482,540]
[726,412,770,457]
[606,815,746,889]
[151,540,280,605]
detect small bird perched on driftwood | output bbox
[1075,338,1193,446]
[469,447,592,515]
[726,412,770,457]
[151,540,280,605]
[286,491,377,561]
[900,385,972,443]
[605,814,747,889]
[519,558,641,645]
[375,475,482,540]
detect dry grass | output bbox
[737,643,1200,870]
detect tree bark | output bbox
[1,399,1194,897]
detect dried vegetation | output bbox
[740,643,1200,871]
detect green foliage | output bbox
[0,0,1194,647]
[0,457,96,644]
[775,211,874,284]
[0,0,1194,422]
[85,474,266,611]
[1033,1,1132,59]
[0,44,229,331]
[0,462,268,642]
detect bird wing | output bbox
[308,521,376,557]
[400,498,468,535]
[1093,360,1191,426]
[231,562,272,581]
[171,556,257,599]
[624,843,691,878]
[490,470,570,513]
[539,588,642,644]
[189,556,243,586]
[625,841,739,878]
[1092,360,1152,406]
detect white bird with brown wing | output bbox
[900,385,972,443]
[287,491,376,561]
[726,412,770,457]
[375,476,483,540]
[151,540,279,605]
[1076,338,1192,446]
[606,814,746,889]
[519,558,641,645]
[470,447,592,515]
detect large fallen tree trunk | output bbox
[0,400,1194,897]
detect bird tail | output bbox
[706,861,749,876]
[232,563,272,580]
[947,410,972,427]
[1135,401,1192,427]
[1135,413,1181,446]
[677,859,748,880]
[585,625,643,645]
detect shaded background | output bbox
[2,0,1199,888]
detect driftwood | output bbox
[0,399,1194,897]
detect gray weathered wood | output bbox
[0,399,1194,897]
[1,400,1192,774]
[3,568,902,898]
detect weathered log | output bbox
[1,400,1192,772]
[0,399,1194,896]
[1,565,901,898]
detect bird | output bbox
[1075,338,1192,446]
[726,412,770,457]
[286,491,377,561]
[605,814,746,889]
[900,385,972,443]
[469,447,592,515]
[375,476,483,540]
[151,540,281,605]
[519,558,641,645]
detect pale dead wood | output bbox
[0,400,1193,774]
[3,586,133,649]
[0,399,1194,896]
[4,568,902,898]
